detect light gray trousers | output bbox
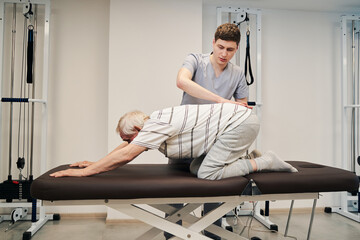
[196,114,260,180]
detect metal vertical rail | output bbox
[41,0,50,175]
[351,20,356,173]
[8,3,15,179]
[355,20,360,177]
[0,0,4,182]
[255,10,262,150]
[335,15,360,223]
[29,3,37,179]
[341,15,349,215]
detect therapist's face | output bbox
[212,39,238,67]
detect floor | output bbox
[1,211,359,240]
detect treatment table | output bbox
[30,161,359,240]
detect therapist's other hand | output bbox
[237,101,253,109]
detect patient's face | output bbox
[120,131,138,143]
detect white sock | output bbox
[254,151,298,172]
[221,159,254,179]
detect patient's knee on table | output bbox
[197,165,222,180]
[189,155,205,175]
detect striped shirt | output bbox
[131,103,251,159]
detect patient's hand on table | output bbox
[70,161,94,168]
[50,168,87,178]
[50,161,94,177]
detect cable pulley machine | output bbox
[0,1,57,239]
[1,1,35,202]
[325,15,360,223]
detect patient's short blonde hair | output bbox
[116,111,148,136]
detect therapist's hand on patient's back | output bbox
[219,98,253,109]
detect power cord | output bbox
[231,201,298,240]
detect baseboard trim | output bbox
[59,213,107,219]
[105,219,142,224]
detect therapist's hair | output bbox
[214,23,240,46]
[116,111,148,136]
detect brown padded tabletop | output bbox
[30,164,249,201]
[31,161,359,201]
[246,161,359,194]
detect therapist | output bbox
[177,23,249,106]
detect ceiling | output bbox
[203,0,360,13]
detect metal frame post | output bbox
[0,0,5,182]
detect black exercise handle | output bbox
[27,27,34,84]
[245,31,254,86]
[247,101,256,106]
[1,98,29,102]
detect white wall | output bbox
[99,0,203,220]
[260,9,343,208]
[46,0,110,214]
[203,5,345,208]
[106,0,202,220]
[108,0,202,164]
[47,0,109,170]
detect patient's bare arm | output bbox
[50,143,147,177]
[69,142,130,168]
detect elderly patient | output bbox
[51,103,297,179]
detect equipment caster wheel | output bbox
[53,213,61,220]
[251,237,261,240]
[225,226,233,232]
[270,224,278,232]
[324,207,332,213]
[23,232,31,240]
[260,209,264,216]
